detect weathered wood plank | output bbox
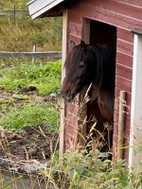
[117,90,126,160]
[116,52,133,68]
[0,51,62,59]
[0,10,29,14]
[117,28,133,43]
[68,22,81,38]
[116,75,132,93]
[116,63,132,80]
[88,0,142,20]
[117,39,133,56]
[71,1,142,30]
[59,9,68,158]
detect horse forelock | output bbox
[64,45,82,73]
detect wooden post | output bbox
[117,90,126,160]
[13,5,16,24]
[32,45,36,63]
[78,18,91,147]
[59,9,68,158]
[81,18,90,43]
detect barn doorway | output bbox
[81,19,117,153]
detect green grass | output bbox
[0,101,60,132]
[0,0,62,133]
[0,59,61,131]
[0,59,61,94]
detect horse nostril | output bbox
[61,89,69,98]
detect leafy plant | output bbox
[0,59,61,94]
[50,147,142,189]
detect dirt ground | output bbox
[0,86,59,173]
[0,124,59,162]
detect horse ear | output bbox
[80,40,87,51]
[70,40,76,49]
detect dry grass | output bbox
[0,16,62,52]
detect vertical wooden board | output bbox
[77,18,91,148]
[112,133,118,160]
[117,91,126,160]
[115,87,131,105]
[81,18,90,43]
[63,10,82,153]
[59,9,68,158]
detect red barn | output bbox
[28,0,142,166]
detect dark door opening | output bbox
[86,20,117,153]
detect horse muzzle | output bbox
[61,89,73,101]
[61,89,70,98]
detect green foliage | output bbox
[0,59,61,94]
[0,101,60,132]
[52,148,142,188]
[0,58,61,132]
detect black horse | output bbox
[61,40,116,122]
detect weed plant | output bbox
[0,59,61,94]
[48,142,142,189]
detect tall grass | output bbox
[0,0,29,9]
[0,16,62,52]
[0,0,62,52]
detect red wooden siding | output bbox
[64,100,79,152]
[64,0,142,162]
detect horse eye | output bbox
[80,61,85,67]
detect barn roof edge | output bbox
[27,0,65,19]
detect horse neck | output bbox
[88,45,115,91]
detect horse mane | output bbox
[88,45,116,90]
[64,45,81,73]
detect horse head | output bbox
[61,40,96,101]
